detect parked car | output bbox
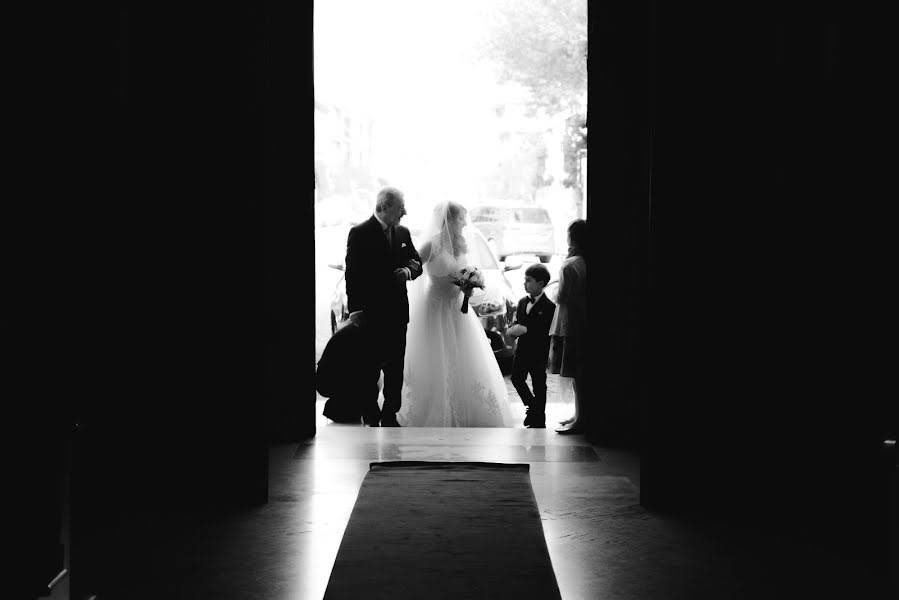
[469,202,556,263]
[327,227,524,369]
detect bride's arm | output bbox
[418,240,432,264]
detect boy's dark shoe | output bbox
[380,414,401,427]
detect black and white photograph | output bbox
[11,2,895,599]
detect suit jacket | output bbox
[314,320,378,399]
[345,216,423,325]
[316,320,381,422]
[513,293,556,364]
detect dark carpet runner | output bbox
[324,461,562,599]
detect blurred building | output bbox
[314,97,376,198]
[484,83,586,212]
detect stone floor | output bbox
[85,410,891,599]
[319,371,579,428]
[284,419,890,599]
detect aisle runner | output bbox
[324,461,562,600]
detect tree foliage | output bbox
[479,0,588,117]
[486,131,550,200]
[562,113,587,188]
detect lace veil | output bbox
[422,200,472,275]
[406,200,472,308]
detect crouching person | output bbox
[315,311,382,426]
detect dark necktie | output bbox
[388,226,395,248]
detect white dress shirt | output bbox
[526,292,544,314]
[513,291,545,336]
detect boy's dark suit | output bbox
[511,293,556,427]
[345,216,422,424]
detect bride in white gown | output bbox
[398,201,515,427]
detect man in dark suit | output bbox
[315,311,381,424]
[508,263,556,428]
[345,186,422,426]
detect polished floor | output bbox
[298,405,637,599]
[269,402,888,599]
[85,399,889,599]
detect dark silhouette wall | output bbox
[592,3,895,594]
[587,2,651,449]
[265,6,318,443]
[13,5,318,597]
[12,2,893,597]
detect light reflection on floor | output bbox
[293,454,365,600]
[264,404,888,600]
[287,412,639,600]
[315,391,579,431]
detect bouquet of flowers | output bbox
[451,266,486,314]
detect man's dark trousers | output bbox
[371,321,407,422]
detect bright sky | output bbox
[314,0,522,203]
[315,0,490,111]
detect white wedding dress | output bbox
[398,248,514,427]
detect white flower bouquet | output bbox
[452,265,486,313]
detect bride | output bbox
[398,201,515,427]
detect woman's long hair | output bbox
[428,200,468,258]
[567,218,587,258]
[445,201,468,257]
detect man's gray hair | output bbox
[375,186,404,213]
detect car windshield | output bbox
[470,207,500,222]
[465,230,499,270]
[509,208,551,224]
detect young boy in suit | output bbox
[507,263,556,428]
